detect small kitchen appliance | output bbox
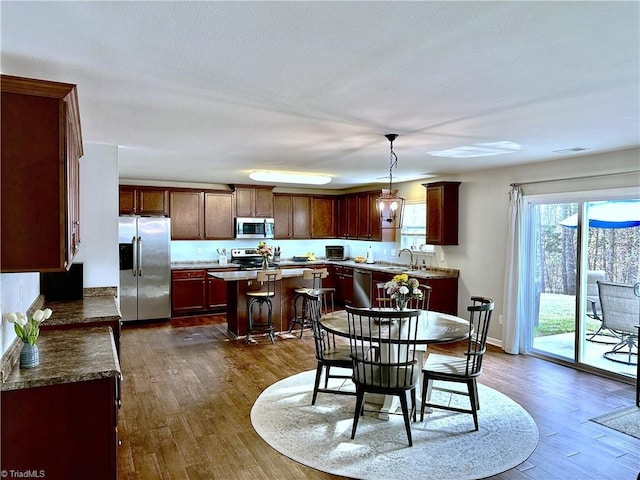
[325,245,350,261]
[235,217,275,239]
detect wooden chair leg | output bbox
[312,363,323,405]
[398,391,413,447]
[351,389,365,439]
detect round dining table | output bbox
[320,308,471,345]
[320,308,471,419]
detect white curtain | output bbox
[502,185,528,354]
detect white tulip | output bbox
[32,310,44,322]
[15,313,27,327]
[43,308,53,320]
[5,312,18,323]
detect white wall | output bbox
[0,142,120,357]
[73,143,119,288]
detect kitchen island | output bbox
[208,268,322,338]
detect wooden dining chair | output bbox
[419,296,494,430]
[304,291,355,405]
[345,305,422,446]
[407,284,432,310]
[375,282,392,308]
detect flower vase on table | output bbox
[257,241,273,270]
[384,274,423,311]
[4,308,53,369]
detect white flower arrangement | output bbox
[257,241,273,259]
[5,308,52,345]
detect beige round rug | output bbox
[251,369,538,480]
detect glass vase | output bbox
[20,342,39,368]
[395,296,409,311]
[262,256,269,270]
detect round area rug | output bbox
[251,369,538,480]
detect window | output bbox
[400,202,434,253]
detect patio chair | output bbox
[419,297,494,431]
[597,281,639,365]
[586,270,619,344]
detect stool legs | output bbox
[246,297,275,344]
[289,292,310,338]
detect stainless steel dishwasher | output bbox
[353,268,372,308]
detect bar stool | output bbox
[289,268,334,337]
[245,269,282,345]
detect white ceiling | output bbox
[2,1,638,189]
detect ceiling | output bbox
[2,1,638,190]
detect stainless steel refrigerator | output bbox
[118,216,171,322]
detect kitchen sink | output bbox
[384,266,410,273]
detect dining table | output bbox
[320,308,472,419]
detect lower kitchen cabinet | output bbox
[206,268,236,309]
[172,268,236,316]
[1,377,118,480]
[171,269,207,316]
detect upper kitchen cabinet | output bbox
[204,191,234,240]
[356,191,382,241]
[119,185,169,216]
[170,189,234,240]
[311,196,337,238]
[337,194,358,239]
[423,181,461,245]
[232,184,274,218]
[1,75,83,272]
[273,194,310,239]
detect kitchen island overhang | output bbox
[208,268,316,338]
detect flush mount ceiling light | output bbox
[376,134,405,229]
[249,171,332,185]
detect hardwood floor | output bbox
[117,316,639,480]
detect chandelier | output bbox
[377,134,405,229]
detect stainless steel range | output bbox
[230,248,279,270]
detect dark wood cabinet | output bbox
[169,189,234,240]
[337,191,386,241]
[232,185,274,218]
[1,377,118,480]
[337,194,358,238]
[292,195,311,238]
[119,185,169,216]
[274,194,293,239]
[171,269,207,315]
[204,191,234,239]
[170,190,204,240]
[311,196,337,238]
[423,181,461,245]
[423,277,458,315]
[1,75,83,272]
[206,268,236,310]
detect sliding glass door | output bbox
[526,195,639,379]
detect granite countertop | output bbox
[43,295,121,326]
[208,267,309,281]
[1,327,121,392]
[174,259,458,279]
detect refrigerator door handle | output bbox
[131,236,138,277]
[137,236,143,276]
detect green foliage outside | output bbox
[534,293,600,337]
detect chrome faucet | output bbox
[398,248,415,269]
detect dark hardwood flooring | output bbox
[118,315,639,480]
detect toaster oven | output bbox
[325,245,350,261]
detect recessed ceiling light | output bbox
[553,147,590,154]
[249,171,332,185]
[429,141,521,158]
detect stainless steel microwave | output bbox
[235,217,275,239]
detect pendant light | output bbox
[377,134,405,229]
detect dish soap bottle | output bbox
[365,246,374,264]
